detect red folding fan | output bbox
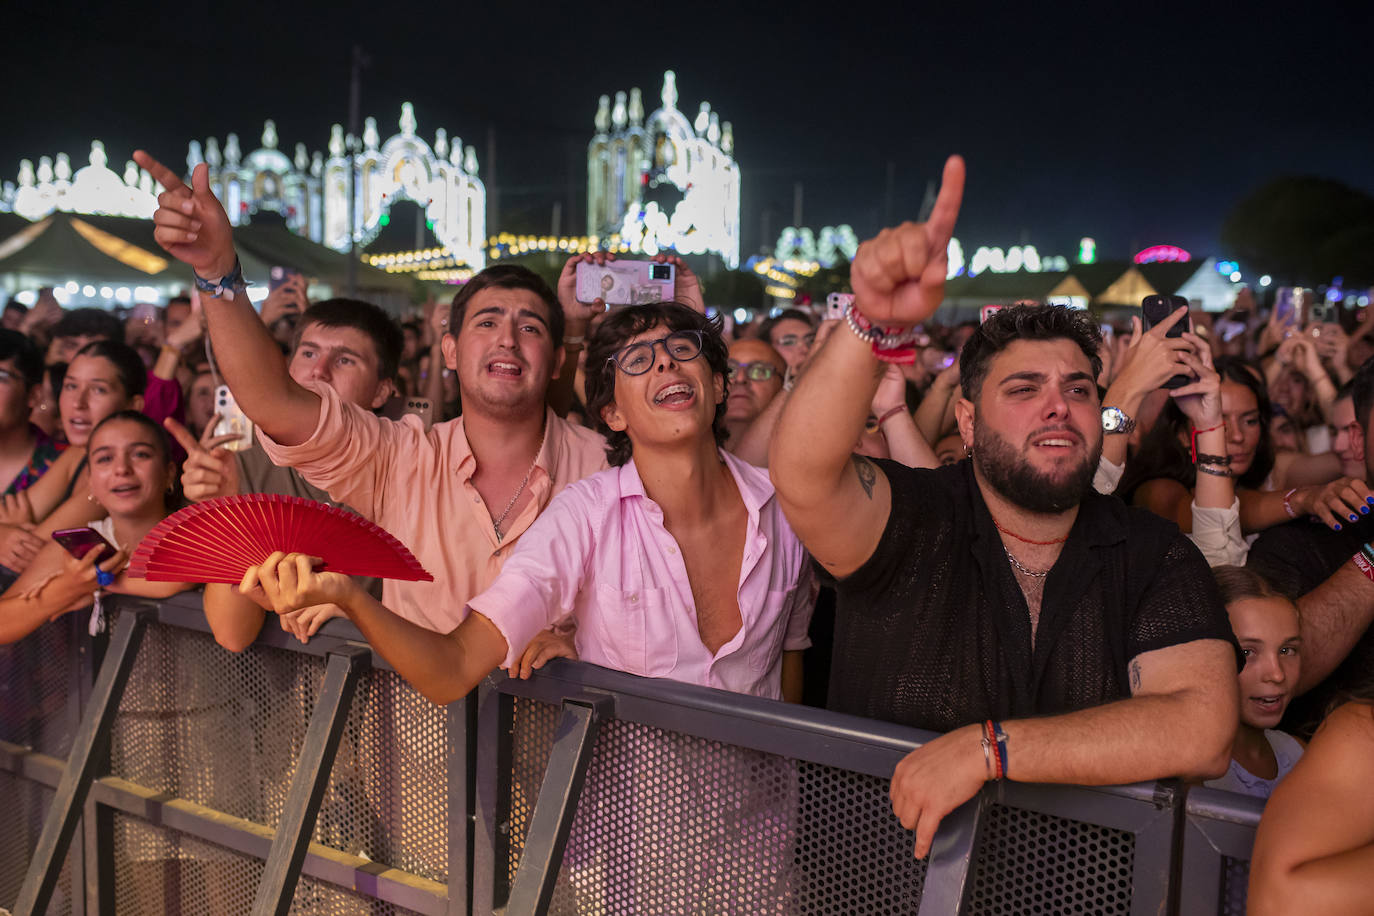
[129,494,433,584]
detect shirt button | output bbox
[667,546,677,555]
[472,495,481,504]
[494,549,502,558]
[629,593,639,602]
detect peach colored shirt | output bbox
[258,382,608,632]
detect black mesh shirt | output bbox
[828,459,1238,733]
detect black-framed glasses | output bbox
[775,333,815,349]
[727,360,778,382]
[608,330,705,376]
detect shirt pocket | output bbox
[592,584,679,678]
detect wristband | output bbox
[563,335,585,348]
[876,405,907,427]
[844,302,920,365]
[990,720,1009,779]
[1282,488,1298,519]
[1193,453,1231,466]
[1190,423,1224,464]
[95,569,116,588]
[1195,464,1233,477]
[1352,548,1374,584]
[193,256,248,301]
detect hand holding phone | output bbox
[52,527,120,565]
[213,385,254,452]
[574,259,675,308]
[1141,295,1194,389]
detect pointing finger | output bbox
[134,150,185,192]
[163,416,203,455]
[925,155,966,249]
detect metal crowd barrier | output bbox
[1,593,1262,915]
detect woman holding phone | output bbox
[0,411,191,644]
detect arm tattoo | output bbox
[1128,659,1142,693]
[852,455,877,499]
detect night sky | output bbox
[4,1,1370,264]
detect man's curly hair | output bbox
[584,303,731,466]
[959,304,1103,402]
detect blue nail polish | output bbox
[1363,506,1370,515]
[1367,496,1373,505]
[1334,523,1343,531]
[1351,514,1360,522]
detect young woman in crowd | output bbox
[0,341,149,586]
[0,330,65,496]
[1203,566,1305,798]
[1120,353,1356,542]
[0,411,192,644]
[1248,680,1374,913]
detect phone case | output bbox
[214,385,254,452]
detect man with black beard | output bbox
[770,156,1240,858]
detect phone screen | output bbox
[52,527,118,564]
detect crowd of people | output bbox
[0,147,1369,911]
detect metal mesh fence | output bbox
[107,617,450,885]
[1221,856,1250,916]
[503,697,927,915]
[0,614,80,759]
[0,772,73,916]
[113,814,264,915]
[964,802,1136,915]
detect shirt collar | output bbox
[617,448,775,519]
[451,407,562,480]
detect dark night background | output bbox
[3,1,1371,264]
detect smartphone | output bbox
[380,395,435,430]
[213,384,254,452]
[269,266,303,296]
[1274,288,1302,328]
[574,260,675,307]
[981,304,1004,325]
[52,527,118,565]
[825,292,854,321]
[1141,294,1194,389]
[1308,301,1337,324]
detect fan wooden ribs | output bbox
[129,494,432,584]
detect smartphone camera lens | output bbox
[651,265,671,281]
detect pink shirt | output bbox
[258,382,608,632]
[468,449,815,700]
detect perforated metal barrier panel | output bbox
[0,616,81,915]
[1220,857,1250,916]
[107,614,451,907]
[964,803,1136,915]
[502,696,928,916]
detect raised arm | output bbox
[134,151,321,446]
[0,542,128,645]
[770,155,964,578]
[1292,557,1374,693]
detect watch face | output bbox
[1101,407,1123,432]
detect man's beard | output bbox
[973,422,1101,514]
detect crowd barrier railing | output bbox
[1,592,1263,915]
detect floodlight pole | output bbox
[346,45,367,298]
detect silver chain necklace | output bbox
[492,428,546,542]
[1003,545,1050,579]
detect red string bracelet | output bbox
[1190,422,1224,463]
[875,405,907,427]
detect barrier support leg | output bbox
[15,607,154,916]
[251,645,371,916]
[504,696,610,916]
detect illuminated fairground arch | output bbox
[199,104,485,269]
[3,104,486,270]
[588,71,741,268]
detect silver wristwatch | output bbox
[1101,406,1136,435]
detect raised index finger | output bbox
[163,416,203,455]
[133,150,186,193]
[925,155,966,248]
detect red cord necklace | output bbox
[992,517,1070,546]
